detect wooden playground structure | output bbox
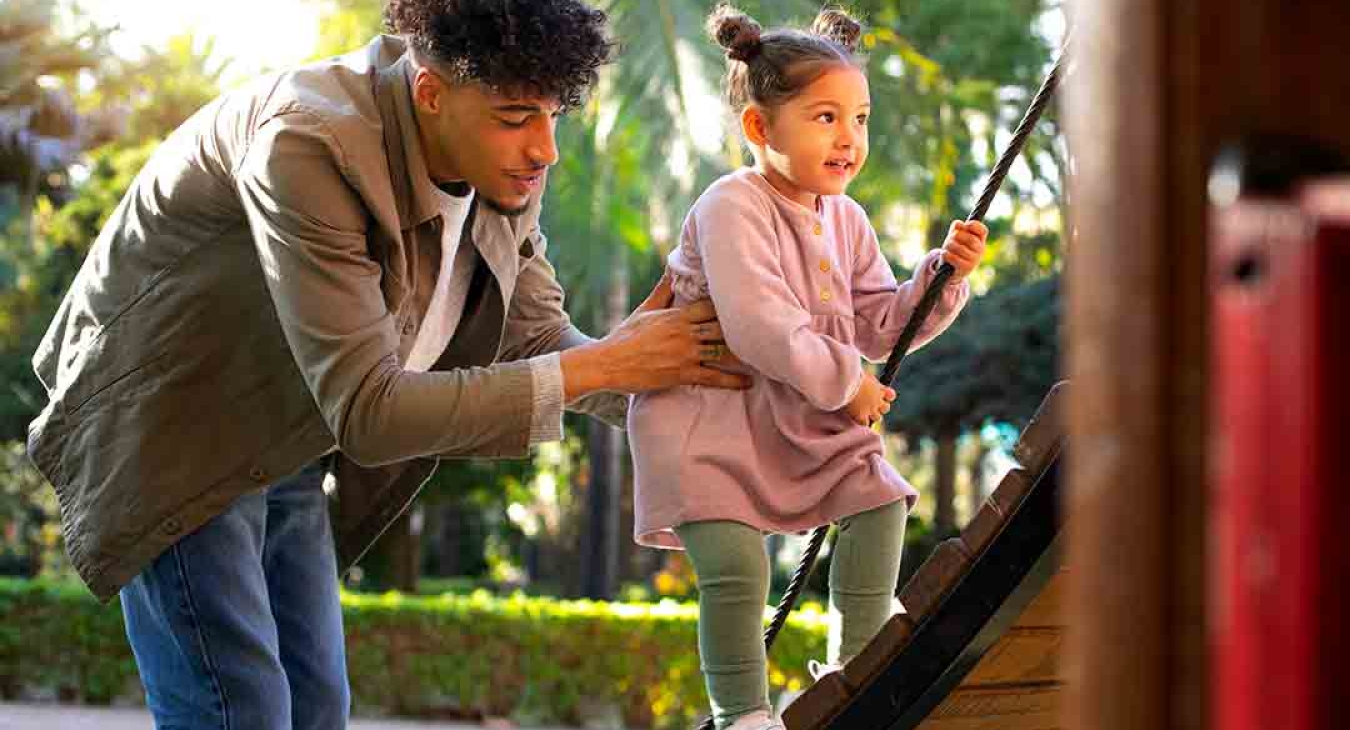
[768,1,1350,728]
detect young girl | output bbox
[627,6,987,730]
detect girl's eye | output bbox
[816,112,835,124]
[856,114,869,125]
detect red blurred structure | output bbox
[1210,140,1350,730]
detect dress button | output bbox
[820,289,832,302]
[249,466,268,482]
[813,223,823,235]
[819,260,831,273]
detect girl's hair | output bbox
[707,4,864,115]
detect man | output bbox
[25,1,746,727]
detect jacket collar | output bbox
[374,54,442,230]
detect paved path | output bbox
[0,702,584,729]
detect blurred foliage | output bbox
[75,32,229,145]
[0,141,158,438]
[0,442,64,577]
[0,0,1065,615]
[0,576,828,728]
[888,275,1061,437]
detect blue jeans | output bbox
[120,462,350,729]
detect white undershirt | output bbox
[404,186,476,372]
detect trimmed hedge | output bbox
[0,578,827,728]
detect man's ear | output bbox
[741,105,769,147]
[412,67,441,114]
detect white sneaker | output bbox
[808,659,843,681]
[725,709,787,730]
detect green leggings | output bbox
[676,500,908,728]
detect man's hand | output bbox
[560,271,752,398]
[845,371,895,426]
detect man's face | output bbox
[412,65,561,216]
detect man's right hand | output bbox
[560,272,752,398]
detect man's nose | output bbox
[526,120,559,167]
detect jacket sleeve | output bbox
[496,218,629,430]
[850,207,970,362]
[695,188,863,412]
[235,112,543,466]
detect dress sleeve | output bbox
[849,206,969,362]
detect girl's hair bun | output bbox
[708,4,764,63]
[811,7,862,54]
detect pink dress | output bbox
[628,168,969,550]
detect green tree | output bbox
[77,33,230,145]
[0,0,116,439]
[886,275,1061,535]
[0,25,224,440]
[845,0,1061,532]
[311,0,387,59]
[0,0,112,243]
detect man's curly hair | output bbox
[385,0,614,112]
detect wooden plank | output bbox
[962,491,1010,557]
[841,612,916,689]
[897,538,975,622]
[961,457,1059,556]
[916,685,1062,730]
[916,713,1059,730]
[962,627,1063,686]
[1011,381,1067,476]
[1012,570,1067,628]
[781,671,850,730]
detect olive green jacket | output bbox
[26,35,625,601]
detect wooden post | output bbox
[1064,2,1350,730]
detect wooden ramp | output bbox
[783,382,1068,730]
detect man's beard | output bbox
[483,194,530,217]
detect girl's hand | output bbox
[941,220,988,279]
[845,371,895,426]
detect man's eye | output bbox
[500,117,530,128]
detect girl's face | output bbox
[746,65,870,208]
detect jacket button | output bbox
[820,289,832,302]
[819,260,831,273]
[249,466,268,482]
[162,518,182,536]
[813,223,823,235]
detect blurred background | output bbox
[0,1,1064,726]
